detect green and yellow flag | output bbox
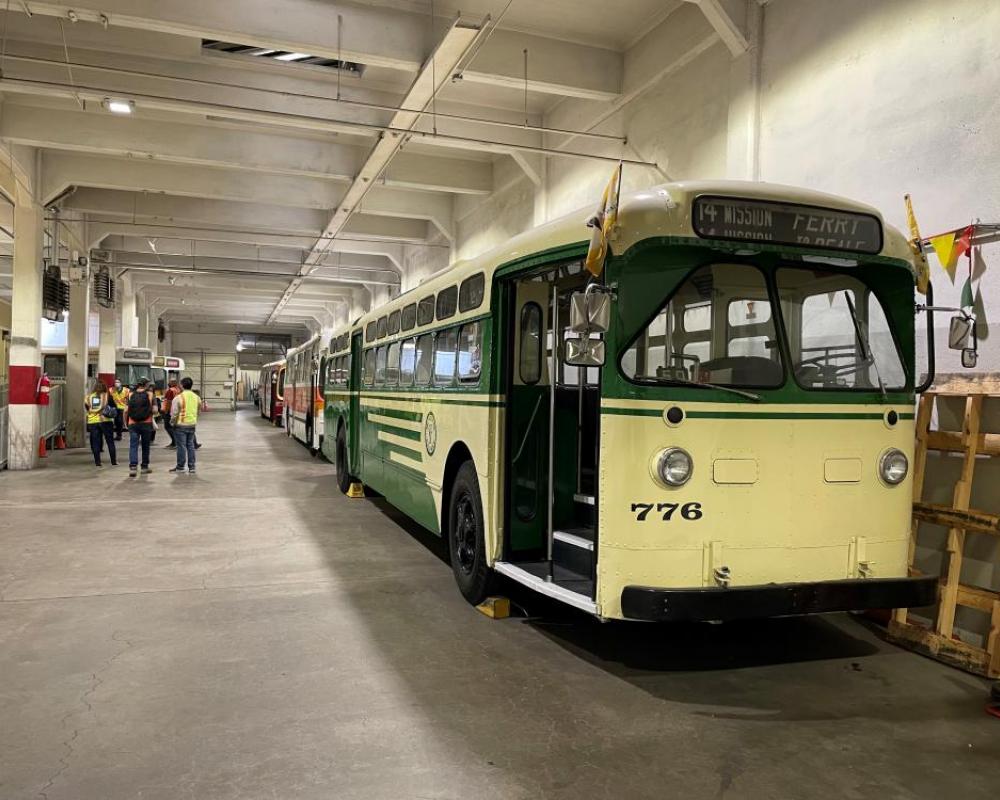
[584,162,623,277]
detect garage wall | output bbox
[171,326,237,412]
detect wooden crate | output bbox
[888,390,1000,678]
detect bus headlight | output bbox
[656,447,693,487]
[879,449,909,486]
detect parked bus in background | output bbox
[259,360,286,426]
[319,180,952,622]
[152,355,185,393]
[284,335,324,452]
[115,347,155,387]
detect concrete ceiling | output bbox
[0,0,728,332]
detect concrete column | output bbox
[97,304,116,389]
[136,296,149,349]
[65,274,91,448]
[120,274,138,347]
[7,197,45,470]
[724,1,762,180]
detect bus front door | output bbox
[505,280,551,558]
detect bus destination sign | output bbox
[692,196,883,254]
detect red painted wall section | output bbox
[97,372,116,391]
[9,365,41,404]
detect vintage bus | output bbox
[152,355,185,390]
[284,335,325,451]
[321,180,945,621]
[115,347,155,387]
[259,359,286,426]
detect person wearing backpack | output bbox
[126,377,156,477]
[169,377,201,475]
[84,379,117,467]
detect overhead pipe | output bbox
[107,260,400,286]
[0,76,657,169]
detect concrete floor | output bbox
[1,408,996,800]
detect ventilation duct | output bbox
[93,266,116,308]
[42,263,69,321]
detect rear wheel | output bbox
[336,425,353,494]
[447,461,494,604]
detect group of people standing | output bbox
[85,377,202,476]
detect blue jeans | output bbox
[175,426,197,470]
[129,423,153,468]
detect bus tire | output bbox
[335,425,353,494]
[447,461,494,605]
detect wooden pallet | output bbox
[889,390,1000,678]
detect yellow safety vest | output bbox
[175,390,200,426]
[110,387,129,409]
[86,392,111,425]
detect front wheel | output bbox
[336,425,353,494]
[447,461,494,604]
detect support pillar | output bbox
[65,274,90,448]
[724,0,762,180]
[136,296,149,350]
[98,304,116,390]
[7,197,44,470]
[120,274,138,347]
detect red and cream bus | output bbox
[284,335,324,452]
[259,359,285,426]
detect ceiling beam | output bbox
[681,0,750,56]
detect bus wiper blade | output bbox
[844,291,887,400]
[659,377,761,403]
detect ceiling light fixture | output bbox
[274,52,312,61]
[102,97,135,115]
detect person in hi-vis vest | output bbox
[109,379,129,441]
[169,377,201,475]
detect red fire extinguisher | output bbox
[36,372,51,406]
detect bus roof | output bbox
[328,180,915,347]
[285,333,322,361]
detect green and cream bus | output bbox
[321,180,945,621]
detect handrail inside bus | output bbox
[512,394,544,464]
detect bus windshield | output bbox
[620,262,906,392]
[776,268,905,391]
[621,263,783,389]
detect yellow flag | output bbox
[904,194,929,294]
[584,162,622,277]
[930,232,958,282]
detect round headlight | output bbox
[879,448,909,485]
[657,447,693,487]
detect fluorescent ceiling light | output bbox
[103,98,135,115]
[274,52,311,61]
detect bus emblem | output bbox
[424,412,437,456]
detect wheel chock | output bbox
[476,596,511,619]
[347,482,365,498]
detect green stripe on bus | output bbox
[364,394,502,408]
[375,421,422,441]
[601,408,915,421]
[383,440,424,460]
[364,406,423,422]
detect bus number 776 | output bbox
[631,502,703,522]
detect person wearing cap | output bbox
[125,377,156,477]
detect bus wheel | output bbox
[448,461,494,605]
[335,426,353,494]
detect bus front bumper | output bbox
[620,575,937,622]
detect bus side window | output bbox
[435,328,458,384]
[520,302,542,384]
[458,321,482,382]
[375,346,387,385]
[400,338,416,386]
[415,334,434,386]
[386,341,401,386]
[362,349,375,386]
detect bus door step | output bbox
[553,527,595,578]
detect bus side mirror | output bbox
[565,337,605,367]
[569,290,610,334]
[948,313,979,369]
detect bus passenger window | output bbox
[459,273,485,312]
[386,341,401,386]
[387,311,401,335]
[415,334,434,386]
[401,303,417,331]
[377,316,387,339]
[435,328,458,384]
[519,302,542,384]
[417,296,435,326]
[437,286,458,320]
[458,322,482,381]
[362,349,375,385]
[365,322,376,343]
[400,339,416,386]
[375,346,387,385]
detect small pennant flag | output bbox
[929,232,957,282]
[973,286,989,341]
[904,194,930,294]
[960,277,974,309]
[584,162,623,277]
[972,247,988,281]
